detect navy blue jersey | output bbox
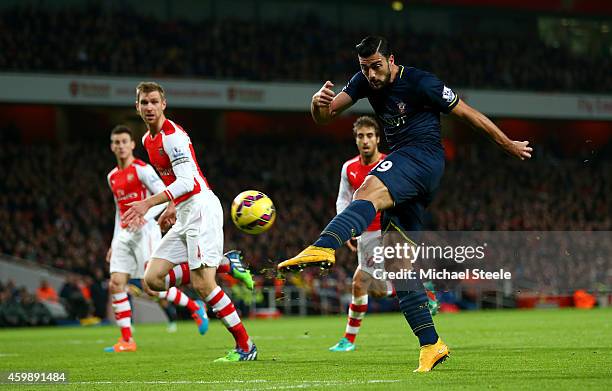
[342,65,458,151]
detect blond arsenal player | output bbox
[104,125,209,353]
[124,82,257,362]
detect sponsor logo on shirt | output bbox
[380,113,407,128]
[117,192,139,202]
[157,168,173,176]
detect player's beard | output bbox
[362,149,374,160]
[370,63,392,89]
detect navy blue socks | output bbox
[396,289,439,346]
[314,200,377,249]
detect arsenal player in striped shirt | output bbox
[104,125,209,353]
[328,116,391,352]
[124,82,257,362]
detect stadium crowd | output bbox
[1,4,611,93]
[0,275,107,327]
[0,279,53,327]
[1,137,610,309]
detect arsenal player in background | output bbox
[124,82,257,362]
[104,125,207,353]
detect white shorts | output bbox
[152,190,224,270]
[110,220,161,279]
[357,230,383,277]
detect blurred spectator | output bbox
[20,289,53,326]
[0,280,53,327]
[59,275,90,320]
[89,268,108,320]
[36,279,58,303]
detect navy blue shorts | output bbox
[369,144,444,234]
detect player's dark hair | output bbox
[136,81,166,101]
[110,124,134,141]
[355,36,391,58]
[353,116,380,137]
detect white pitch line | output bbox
[73,380,270,385]
[223,379,403,390]
[71,379,403,388]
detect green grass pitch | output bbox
[0,308,610,390]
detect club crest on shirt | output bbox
[442,86,456,103]
[158,147,164,156]
[397,101,406,114]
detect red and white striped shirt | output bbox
[336,154,387,232]
[142,119,210,206]
[107,159,166,238]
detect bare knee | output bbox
[368,276,389,298]
[108,280,125,294]
[144,270,166,292]
[354,175,393,211]
[109,274,127,294]
[352,279,366,297]
[352,271,370,297]
[144,258,176,291]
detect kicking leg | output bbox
[278,175,393,271]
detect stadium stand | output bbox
[0,4,611,92]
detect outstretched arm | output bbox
[124,132,194,225]
[136,164,169,222]
[311,81,354,124]
[450,99,533,160]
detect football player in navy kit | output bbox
[279,36,532,372]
